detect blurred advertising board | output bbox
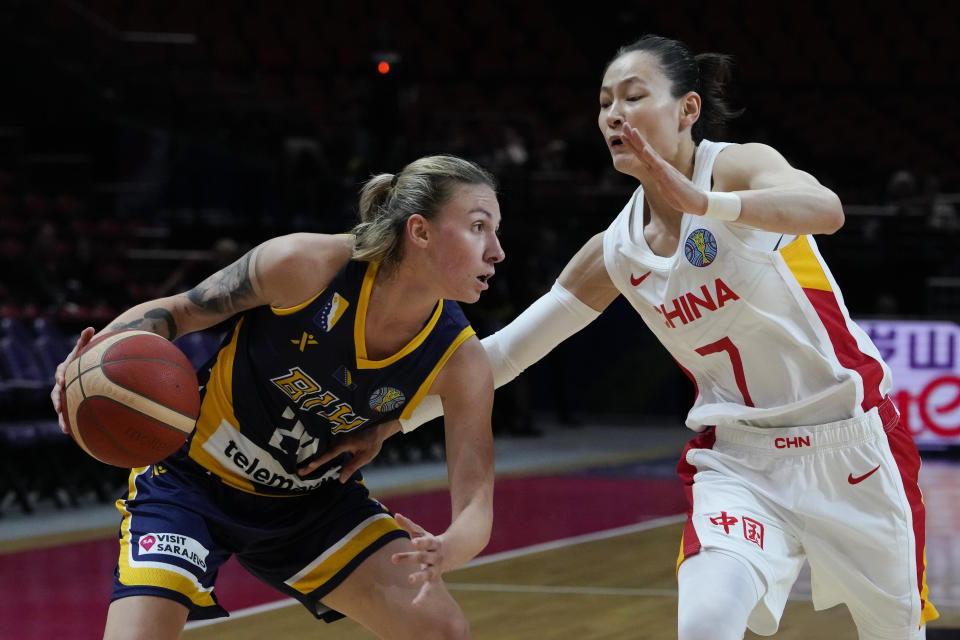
[861,320,960,450]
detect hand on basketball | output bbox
[297,419,401,482]
[391,513,446,607]
[51,327,95,434]
[621,123,709,216]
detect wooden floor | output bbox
[183,521,960,640]
[4,424,957,639]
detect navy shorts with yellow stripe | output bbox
[112,459,407,621]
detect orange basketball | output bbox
[60,330,201,468]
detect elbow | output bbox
[821,195,845,235]
[477,525,492,555]
[477,496,494,550]
[475,496,494,553]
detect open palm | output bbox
[622,123,709,216]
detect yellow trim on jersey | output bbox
[353,262,375,359]
[271,289,325,316]
[920,546,940,624]
[399,326,475,420]
[285,513,402,594]
[675,535,685,575]
[918,493,936,624]
[187,321,256,493]
[354,261,446,369]
[116,467,217,607]
[778,235,832,292]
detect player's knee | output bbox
[447,613,471,640]
[678,617,719,640]
[677,581,754,640]
[677,585,753,640]
[427,606,470,640]
[678,611,743,640]
[677,552,757,640]
[391,595,470,640]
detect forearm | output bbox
[100,243,275,341]
[712,143,845,236]
[735,184,844,236]
[101,296,189,341]
[399,281,601,432]
[101,290,241,342]
[485,280,603,387]
[438,493,493,571]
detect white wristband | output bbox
[704,192,742,221]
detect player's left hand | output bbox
[297,419,400,482]
[51,326,96,434]
[391,513,446,607]
[621,123,710,216]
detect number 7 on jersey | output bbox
[695,337,755,407]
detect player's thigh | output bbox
[320,538,469,640]
[103,595,190,640]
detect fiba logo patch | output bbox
[314,293,349,332]
[684,228,718,267]
[369,386,405,413]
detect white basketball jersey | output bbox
[602,140,892,431]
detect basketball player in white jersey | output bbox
[357,34,936,640]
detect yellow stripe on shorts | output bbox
[115,467,217,608]
[920,547,940,624]
[284,513,402,595]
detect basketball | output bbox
[60,330,201,468]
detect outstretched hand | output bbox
[297,419,400,482]
[51,327,96,434]
[391,513,447,607]
[621,123,710,216]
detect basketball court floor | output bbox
[2,418,959,639]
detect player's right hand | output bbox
[621,123,709,216]
[51,327,95,434]
[391,513,447,607]
[297,418,401,482]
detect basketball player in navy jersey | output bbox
[52,154,503,640]
[398,36,935,639]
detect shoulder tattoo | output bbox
[187,248,258,315]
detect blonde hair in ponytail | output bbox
[352,155,497,268]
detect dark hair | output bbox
[352,154,497,269]
[605,34,743,143]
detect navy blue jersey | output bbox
[173,259,474,496]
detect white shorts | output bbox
[677,398,937,638]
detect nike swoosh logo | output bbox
[848,464,881,485]
[630,271,651,286]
